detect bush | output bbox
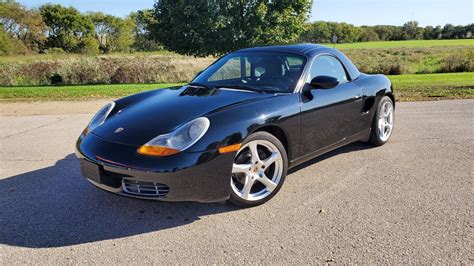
[79,37,100,55]
[0,28,13,56]
[50,73,63,85]
[439,52,474,73]
[373,60,407,75]
[0,30,29,56]
[43,47,66,54]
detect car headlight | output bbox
[138,117,210,157]
[83,102,115,136]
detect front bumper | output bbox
[76,133,235,202]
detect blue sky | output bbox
[21,0,473,26]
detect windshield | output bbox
[191,52,307,93]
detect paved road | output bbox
[0,100,472,264]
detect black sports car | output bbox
[76,44,394,207]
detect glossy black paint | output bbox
[76,43,394,202]
[76,133,235,202]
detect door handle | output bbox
[354,94,363,101]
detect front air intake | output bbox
[122,179,170,197]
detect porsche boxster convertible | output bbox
[76,44,394,207]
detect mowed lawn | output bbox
[0,83,183,101]
[324,39,474,49]
[0,72,472,102]
[389,73,474,101]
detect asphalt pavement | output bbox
[0,99,472,264]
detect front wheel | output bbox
[368,96,394,146]
[228,132,288,207]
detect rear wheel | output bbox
[228,132,288,207]
[369,96,394,146]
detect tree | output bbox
[0,27,12,55]
[130,9,161,51]
[401,21,423,40]
[423,26,434,39]
[432,25,442,39]
[111,17,135,52]
[39,4,95,52]
[152,0,312,56]
[452,25,465,39]
[330,22,361,43]
[300,21,332,43]
[372,25,395,41]
[79,36,99,54]
[88,12,134,52]
[465,24,474,38]
[0,0,46,52]
[441,24,455,39]
[88,12,117,52]
[359,26,380,42]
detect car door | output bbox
[299,54,364,156]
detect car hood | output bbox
[92,86,272,146]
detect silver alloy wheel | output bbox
[231,140,283,201]
[378,101,394,142]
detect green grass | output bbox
[324,39,474,50]
[0,73,472,102]
[0,83,183,101]
[389,72,474,101]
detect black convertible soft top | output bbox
[237,43,361,81]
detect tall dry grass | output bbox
[0,54,214,86]
[0,46,472,86]
[343,46,473,75]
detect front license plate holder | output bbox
[80,159,102,184]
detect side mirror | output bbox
[309,75,339,89]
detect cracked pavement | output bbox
[0,99,473,264]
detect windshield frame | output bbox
[191,51,309,94]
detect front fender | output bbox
[185,93,301,160]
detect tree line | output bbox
[0,0,161,55]
[300,21,474,43]
[0,0,472,57]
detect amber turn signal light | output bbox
[137,145,179,156]
[218,143,241,154]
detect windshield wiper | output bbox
[188,82,215,90]
[214,85,268,93]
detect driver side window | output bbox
[309,55,348,83]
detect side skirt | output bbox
[289,129,370,169]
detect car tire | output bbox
[228,131,288,207]
[368,96,395,146]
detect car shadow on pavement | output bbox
[288,142,375,174]
[1,142,374,248]
[0,154,240,248]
